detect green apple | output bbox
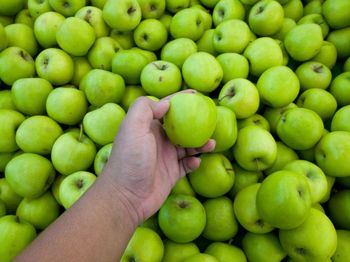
[35,48,74,86]
[199,0,220,8]
[257,170,312,229]
[234,183,274,233]
[330,72,350,106]
[134,18,168,51]
[315,131,350,177]
[51,174,64,205]
[88,37,122,71]
[0,16,13,27]
[212,0,245,26]
[257,65,300,108]
[213,19,251,53]
[5,23,38,57]
[297,88,337,121]
[0,215,37,262]
[191,5,212,30]
[182,52,223,92]
[14,10,34,28]
[304,0,322,15]
[171,176,196,196]
[71,57,92,86]
[120,85,146,111]
[283,0,303,22]
[233,125,277,171]
[132,47,157,63]
[158,194,206,243]
[166,0,190,13]
[34,11,65,48]
[216,53,249,84]
[205,242,246,262]
[238,114,270,132]
[91,0,107,8]
[0,23,8,51]
[112,49,149,85]
[15,116,63,155]
[12,78,53,116]
[196,29,218,56]
[248,0,284,36]
[140,214,161,235]
[94,143,113,176]
[0,178,23,213]
[103,0,141,31]
[5,153,55,198]
[138,0,165,19]
[276,107,324,150]
[0,109,25,153]
[162,240,199,262]
[46,87,88,125]
[183,253,219,262]
[264,141,299,175]
[140,61,181,98]
[80,69,125,107]
[298,14,329,38]
[59,171,96,209]
[0,152,15,173]
[279,208,337,261]
[211,106,237,152]
[242,232,287,262]
[51,131,97,176]
[296,61,332,90]
[202,197,238,241]
[328,190,350,229]
[0,90,16,110]
[327,27,350,59]
[271,17,296,41]
[169,8,205,41]
[0,0,26,16]
[229,163,263,197]
[163,92,217,148]
[322,0,350,29]
[159,12,172,32]
[244,37,284,76]
[332,230,350,262]
[263,102,297,133]
[75,6,110,38]
[16,191,59,230]
[121,227,164,262]
[218,78,260,119]
[48,0,86,17]
[28,0,53,19]
[283,160,328,204]
[189,153,234,198]
[56,17,96,57]
[284,23,323,61]
[83,103,125,146]
[160,38,197,68]
[332,106,350,132]
[0,47,35,86]
[110,29,135,49]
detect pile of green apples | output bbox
[1,0,350,261]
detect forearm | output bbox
[14,174,138,262]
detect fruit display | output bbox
[0,0,350,261]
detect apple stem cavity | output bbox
[127,6,136,15]
[256,5,265,15]
[177,201,189,209]
[150,4,156,11]
[76,179,84,189]
[312,64,324,73]
[63,2,70,8]
[295,247,306,255]
[255,219,264,228]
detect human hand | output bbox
[100,93,215,225]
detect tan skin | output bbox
[15,94,215,262]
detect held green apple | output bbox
[16,191,60,230]
[15,115,63,155]
[133,19,168,51]
[75,6,110,38]
[163,92,217,148]
[94,143,113,176]
[56,17,96,57]
[216,53,249,84]
[212,0,245,26]
[0,178,23,213]
[205,242,247,262]
[279,208,337,261]
[256,170,312,229]
[103,0,141,31]
[59,171,96,209]
[5,153,56,198]
[0,215,37,262]
[28,0,53,19]
[121,227,164,262]
[188,153,234,198]
[328,190,350,230]
[158,194,206,243]
[0,109,25,153]
[162,240,200,262]
[331,106,350,132]
[233,125,277,171]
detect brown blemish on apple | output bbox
[312,64,323,73]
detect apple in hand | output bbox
[15,115,63,155]
[94,143,113,176]
[134,19,168,51]
[83,103,126,145]
[158,194,206,243]
[233,125,277,171]
[212,0,245,27]
[16,191,59,230]
[0,178,23,213]
[205,242,246,262]
[163,92,217,148]
[48,0,86,17]
[0,109,25,153]
[51,130,97,176]
[0,215,37,262]
[162,240,199,262]
[5,153,56,198]
[0,47,35,86]
[216,53,249,84]
[121,227,164,262]
[160,38,197,68]
[279,208,337,261]
[188,153,234,198]
[103,0,141,31]
[75,6,110,38]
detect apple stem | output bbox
[79,124,83,142]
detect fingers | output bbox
[179,157,201,176]
[177,139,216,160]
